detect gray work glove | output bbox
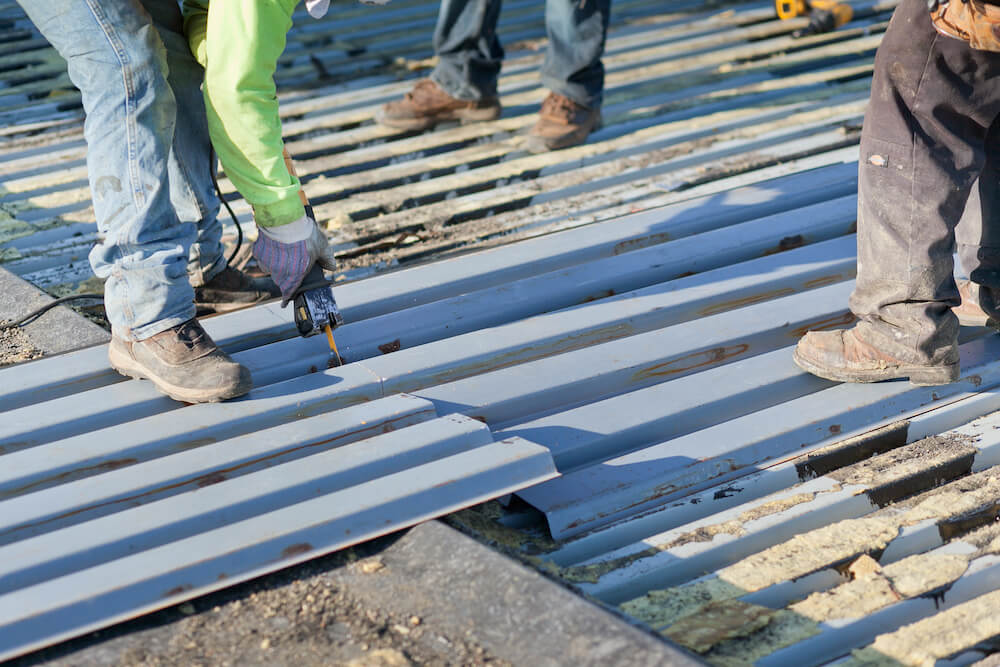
[252,215,337,306]
[305,0,390,20]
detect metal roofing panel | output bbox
[14,0,1000,664]
[518,336,1000,539]
[0,432,555,662]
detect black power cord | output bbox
[210,147,244,267]
[0,150,243,331]
[0,293,104,329]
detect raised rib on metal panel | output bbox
[0,365,384,496]
[0,434,556,662]
[415,281,854,428]
[517,334,1000,539]
[0,199,858,451]
[0,394,439,546]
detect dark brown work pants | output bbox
[850,0,1000,365]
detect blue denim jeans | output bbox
[17,0,226,341]
[430,0,611,109]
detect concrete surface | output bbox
[0,266,108,356]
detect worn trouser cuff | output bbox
[430,69,490,102]
[123,309,197,342]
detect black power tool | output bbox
[283,147,344,368]
[293,263,344,367]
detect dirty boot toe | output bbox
[793,327,958,386]
[109,319,252,403]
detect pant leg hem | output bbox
[430,69,488,102]
[124,308,198,342]
[541,74,600,109]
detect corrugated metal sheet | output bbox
[8,0,1000,664]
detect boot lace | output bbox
[174,320,207,350]
[406,79,448,105]
[540,93,583,122]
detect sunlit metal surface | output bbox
[9,0,1000,665]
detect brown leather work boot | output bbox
[793,326,959,386]
[525,92,602,153]
[953,279,998,328]
[109,319,252,403]
[194,266,281,315]
[375,79,501,130]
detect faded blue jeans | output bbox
[431,0,611,109]
[16,0,226,341]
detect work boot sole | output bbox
[109,343,251,403]
[792,347,959,386]
[954,308,1000,329]
[375,105,501,131]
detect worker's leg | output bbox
[524,0,609,152]
[540,0,610,109]
[846,0,1000,366]
[142,0,280,314]
[956,117,1000,320]
[795,0,1000,384]
[430,0,504,101]
[377,0,503,129]
[16,0,197,341]
[140,0,226,287]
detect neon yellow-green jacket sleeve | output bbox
[182,0,305,228]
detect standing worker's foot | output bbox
[953,280,998,328]
[375,79,501,130]
[194,266,281,315]
[109,319,252,403]
[793,326,959,386]
[525,92,602,153]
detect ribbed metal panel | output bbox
[10,0,1000,665]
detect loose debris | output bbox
[0,324,42,368]
[18,547,508,667]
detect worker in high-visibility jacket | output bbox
[14,0,286,403]
[182,0,338,306]
[794,0,1000,385]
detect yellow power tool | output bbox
[776,0,853,37]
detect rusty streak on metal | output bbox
[762,234,806,255]
[697,288,797,317]
[0,415,424,542]
[613,232,671,256]
[378,339,402,354]
[0,458,139,502]
[788,311,855,339]
[631,344,751,382]
[281,543,314,558]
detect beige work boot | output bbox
[953,279,998,328]
[793,326,959,386]
[524,92,602,153]
[375,79,501,130]
[109,319,252,403]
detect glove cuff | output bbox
[257,215,315,244]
